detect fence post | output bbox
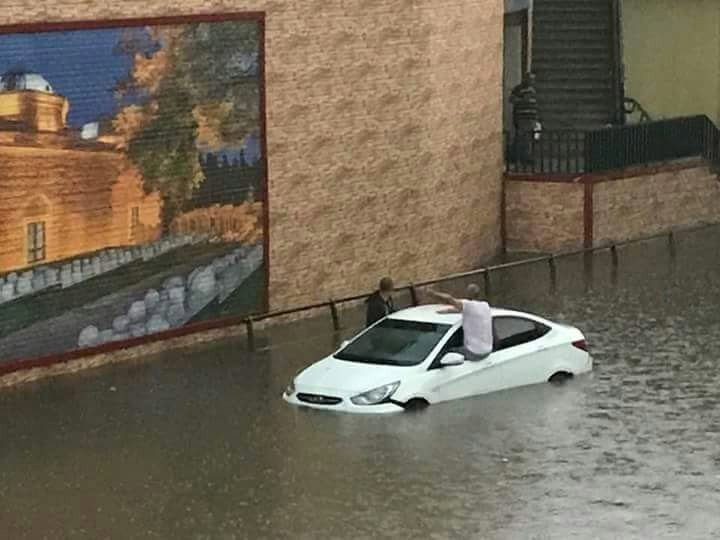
[329,299,340,331]
[245,317,255,352]
[409,284,419,306]
[484,268,492,300]
[548,256,557,293]
[583,252,594,293]
[610,245,619,285]
[668,230,677,270]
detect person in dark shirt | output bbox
[510,72,539,164]
[366,277,395,327]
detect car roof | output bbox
[387,304,548,325]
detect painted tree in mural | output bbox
[113,22,260,226]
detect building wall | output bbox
[504,180,585,252]
[0,143,161,272]
[593,164,720,245]
[504,163,720,253]
[4,0,504,310]
[622,0,720,125]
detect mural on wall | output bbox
[0,15,267,363]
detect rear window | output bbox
[335,319,451,366]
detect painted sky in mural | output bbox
[0,26,261,161]
[0,18,266,364]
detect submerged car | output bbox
[283,305,592,414]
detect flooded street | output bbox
[2,227,720,539]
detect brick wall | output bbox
[593,164,720,245]
[504,180,585,252]
[3,1,504,310]
[504,162,720,253]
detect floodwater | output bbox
[2,227,720,539]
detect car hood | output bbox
[295,356,413,394]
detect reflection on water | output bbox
[2,227,720,539]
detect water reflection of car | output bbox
[283,304,592,414]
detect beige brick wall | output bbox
[593,165,720,245]
[3,1,504,310]
[504,180,585,252]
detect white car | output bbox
[283,305,592,414]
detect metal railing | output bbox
[504,130,587,174]
[237,225,715,352]
[623,97,651,123]
[505,115,720,175]
[585,115,719,172]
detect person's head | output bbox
[466,283,481,300]
[379,277,394,297]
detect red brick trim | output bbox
[500,176,507,253]
[257,17,271,314]
[504,158,707,185]
[583,180,594,248]
[0,313,250,377]
[504,174,584,184]
[0,13,265,33]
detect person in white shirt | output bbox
[426,284,493,361]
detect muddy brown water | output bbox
[2,228,720,539]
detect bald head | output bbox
[466,283,481,300]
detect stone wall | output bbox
[3,0,504,311]
[593,164,720,245]
[504,180,585,252]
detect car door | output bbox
[420,327,492,404]
[472,316,556,393]
[421,317,554,403]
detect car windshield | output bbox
[335,318,451,366]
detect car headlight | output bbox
[285,379,296,396]
[350,381,400,406]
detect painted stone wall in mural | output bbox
[0,17,266,364]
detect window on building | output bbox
[131,207,140,227]
[27,221,46,263]
[129,206,140,239]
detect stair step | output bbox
[534,27,611,37]
[533,58,611,69]
[534,48,611,57]
[534,12,609,22]
[533,4,609,14]
[540,102,612,113]
[538,93,612,104]
[535,86,613,97]
[533,40,610,52]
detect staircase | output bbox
[532,0,623,130]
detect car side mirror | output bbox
[439,352,465,367]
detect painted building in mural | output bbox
[0,20,266,365]
[0,70,162,273]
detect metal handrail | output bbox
[236,223,716,351]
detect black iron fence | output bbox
[505,115,720,175]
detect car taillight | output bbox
[572,340,588,351]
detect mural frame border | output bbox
[0,12,271,373]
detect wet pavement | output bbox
[2,227,720,539]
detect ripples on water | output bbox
[1,229,720,539]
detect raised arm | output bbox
[425,288,463,312]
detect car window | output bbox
[335,319,451,366]
[493,317,549,351]
[428,327,464,369]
